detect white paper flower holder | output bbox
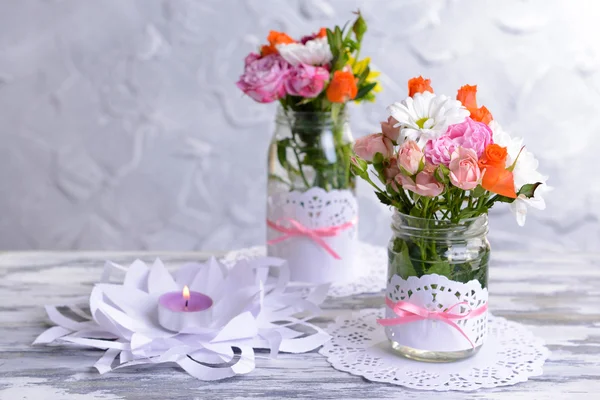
[267,187,359,284]
[381,274,488,361]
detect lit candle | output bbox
[158,285,213,332]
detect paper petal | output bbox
[45,306,95,331]
[211,312,258,343]
[279,327,330,353]
[177,345,255,381]
[101,261,128,284]
[95,283,154,321]
[147,259,178,295]
[94,348,120,374]
[32,326,72,345]
[123,259,150,291]
[189,258,225,299]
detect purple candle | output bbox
[159,285,213,312]
[157,286,213,332]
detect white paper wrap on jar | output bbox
[384,274,488,352]
[267,187,359,284]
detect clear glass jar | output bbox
[385,211,490,362]
[266,107,359,284]
[267,107,355,192]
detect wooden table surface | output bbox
[1,251,599,399]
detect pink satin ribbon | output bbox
[377,297,488,348]
[267,218,356,260]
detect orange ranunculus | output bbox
[479,143,508,169]
[408,76,434,97]
[457,84,493,124]
[480,165,517,198]
[261,31,295,56]
[316,27,327,38]
[326,70,358,103]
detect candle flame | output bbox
[182,285,191,300]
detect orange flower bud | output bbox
[480,166,517,198]
[408,76,434,97]
[457,84,493,124]
[261,31,295,56]
[326,70,358,103]
[479,144,508,169]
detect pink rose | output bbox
[398,140,423,175]
[236,54,290,103]
[383,156,400,181]
[354,133,394,162]
[396,165,444,197]
[285,64,329,98]
[446,117,493,158]
[424,136,456,166]
[244,52,261,66]
[449,147,481,190]
[381,116,400,143]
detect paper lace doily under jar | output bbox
[221,241,386,298]
[319,309,549,391]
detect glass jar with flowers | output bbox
[352,77,549,361]
[237,12,380,284]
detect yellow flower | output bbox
[349,57,381,102]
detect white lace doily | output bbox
[221,241,386,298]
[319,309,549,391]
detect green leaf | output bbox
[375,191,393,206]
[409,206,421,217]
[354,82,378,100]
[372,152,384,165]
[352,12,368,42]
[350,162,367,179]
[494,195,516,204]
[427,261,452,278]
[434,166,448,184]
[391,239,417,279]
[471,185,486,198]
[276,139,290,170]
[326,28,338,58]
[518,182,542,198]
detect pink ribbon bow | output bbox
[377,297,488,348]
[267,218,356,260]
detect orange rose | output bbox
[457,84,493,124]
[316,27,327,38]
[326,70,358,103]
[408,76,433,97]
[479,144,508,169]
[480,165,517,198]
[261,31,295,56]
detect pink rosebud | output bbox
[381,116,400,143]
[354,133,394,162]
[398,140,423,175]
[449,147,481,190]
[396,165,444,197]
[446,117,493,158]
[424,136,456,166]
[285,64,329,98]
[236,54,290,103]
[383,156,400,181]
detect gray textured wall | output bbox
[0,0,595,251]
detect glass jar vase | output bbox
[266,107,359,284]
[383,211,490,362]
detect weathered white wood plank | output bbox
[1,252,599,399]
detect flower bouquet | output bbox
[237,12,379,284]
[352,77,548,361]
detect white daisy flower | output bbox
[490,120,550,226]
[388,91,470,148]
[276,37,333,66]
